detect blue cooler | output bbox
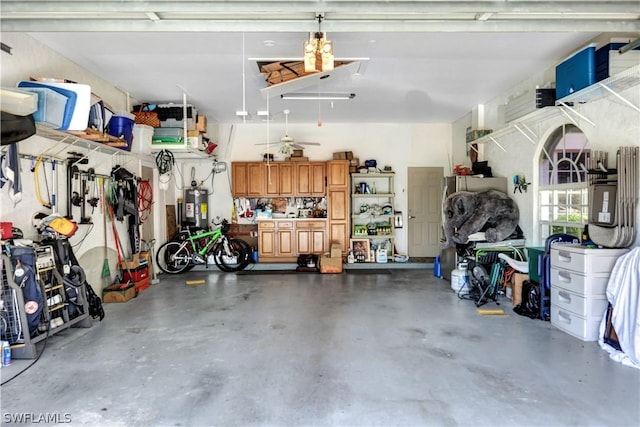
[108,115,135,150]
[555,46,596,99]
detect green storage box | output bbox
[526,247,544,283]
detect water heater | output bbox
[183,188,209,228]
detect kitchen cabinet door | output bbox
[258,221,276,257]
[296,221,327,254]
[295,163,311,195]
[264,163,279,196]
[327,160,349,187]
[310,162,326,195]
[328,188,348,222]
[329,222,349,254]
[277,224,295,256]
[279,162,294,196]
[231,162,248,196]
[247,163,265,197]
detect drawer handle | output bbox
[558,271,572,282]
[558,251,572,262]
[558,310,572,324]
[558,290,572,303]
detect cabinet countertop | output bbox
[257,217,327,221]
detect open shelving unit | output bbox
[350,172,395,262]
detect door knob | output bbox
[408,215,416,219]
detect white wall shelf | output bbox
[556,64,640,111]
[467,64,640,151]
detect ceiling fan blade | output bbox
[255,141,284,146]
[291,143,305,149]
[296,142,321,146]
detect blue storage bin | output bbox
[107,115,135,150]
[555,46,596,99]
[17,81,77,130]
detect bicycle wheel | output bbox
[156,241,192,274]
[212,237,251,272]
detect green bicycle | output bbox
[156,218,251,274]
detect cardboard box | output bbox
[349,166,358,173]
[120,253,140,270]
[320,256,343,274]
[511,273,530,306]
[287,156,309,162]
[196,115,207,133]
[332,151,354,160]
[102,282,137,303]
[330,243,342,258]
[291,149,303,157]
[349,158,360,166]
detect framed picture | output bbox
[350,238,371,263]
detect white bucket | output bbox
[451,265,470,294]
[132,124,154,154]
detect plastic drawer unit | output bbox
[549,244,628,341]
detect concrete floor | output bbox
[1,267,639,426]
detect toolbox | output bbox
[122,264,149,283]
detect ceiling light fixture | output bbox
[281,93,355,101]
[304,13,334,73]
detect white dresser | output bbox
[550,244,628,341]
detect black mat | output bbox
[346,269,393,274]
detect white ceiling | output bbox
[2,1,639,125]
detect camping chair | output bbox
[539,233,579,320]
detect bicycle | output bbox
[156,218,251,274]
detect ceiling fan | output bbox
[255,109,320,155]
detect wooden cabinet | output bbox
[231,162,248,196]
[258,220,295,260]
[278,162,294,196]
[295,162,326,196]
[247,163,264,197]
[296,220,327,254]
[231,161,316,197]
[264,163,279,196]
[326,160,350,254]
[258,221,276,257]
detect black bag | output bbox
[10,247,43,336]
[513,280,541,319]
[85,283,105,321]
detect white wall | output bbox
[174,122,453,253]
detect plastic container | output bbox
[108,115,135,149]
[132,124,154,154]
[1,341,11,367]
[30,87,69,128]
[555,45,596,99]
[0,88,38,116]
[17,81,77,129]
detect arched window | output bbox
[538,124,590,240]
